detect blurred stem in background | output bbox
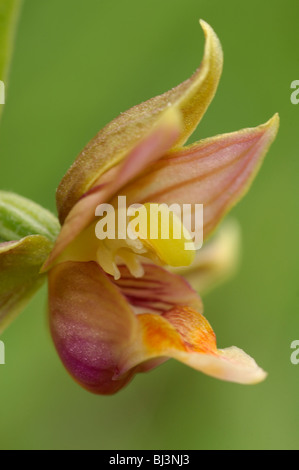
[0,0,22,122]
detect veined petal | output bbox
[0,235,53,334]
[48,261,202,393]
[43,109,182,271]
[56,20,223,223]
[48,261,138,395]
[113,263,203,314]
[119,115,279,239]
[121,306,267,385]
[49,261,265,394]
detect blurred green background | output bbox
[0,0,298,450]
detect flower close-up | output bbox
[0,19,279,395]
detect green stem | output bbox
[0,0,23,122]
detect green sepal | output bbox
[0,235,53,333]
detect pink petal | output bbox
[56,20,223,223]
[112,263,203,314]
[118,115,279,239]
[43,109,181,271]
[49,260,266,394]
[48,261,137,395]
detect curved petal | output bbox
[48,261,138,395]
[0,235,53,333]
[43,108,182,271]
[56,20,223,223]
[113,263,203,314]
[49,261,265,394]
[119,114,279,239]
[121,306,267,385]
[48,261,202,394]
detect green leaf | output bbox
[0,0,22,121]
[0,191,60,243]
[0,235,53,334]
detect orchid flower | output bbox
[0,20,279,395]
